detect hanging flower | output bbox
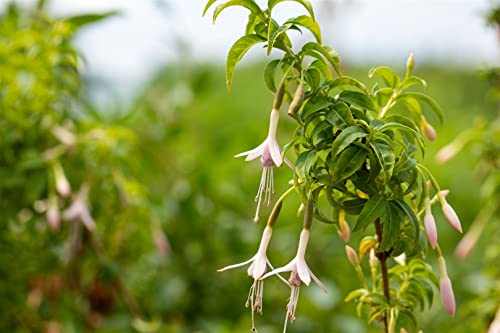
[46,195,60,231]
[423,198,438,248]
[62,184,95,231]
[261,229,326,332]
[437,256,456,317]
[52,162,71,198]
[235,109,283,222]
[438,192,462,233]
[218,226,286,331]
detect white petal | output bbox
[309,268,327,293]
[267,258,290,286]
[80,210,96,231]
[296,259,311,286]
[251,255,267,279]
[260,260,295,280]
[234,140,267,161]
[218,256,254,272]
[268,138,283,167]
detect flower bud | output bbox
[287,82,304,117]
[153,227,170,257]
[423,198,438,248]
[440,202,462,233]
[273,81,286,110]
[46,196,60,231]
[454,232,476,260]
[337,210,350,242]
[369,248,378,267]
[436,143,459,164]
[421,117,437,141]
[394,253,406,266]
[406,52,415,76]
[440,276,456,317]
[53,163,71,198]
[345,245,359,267]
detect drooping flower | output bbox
[423,198,438,248]
[46,195,60,231]
[62,184,95,231]
[235,109,283,222]
[438,192,462,233]
[52,162,71,198]
[218,226,286,331]
[261,229,326,332]
[437,256,456,317]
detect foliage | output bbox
[204,0,469,332]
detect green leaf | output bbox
[289,15,321,43]
[301,96,332,121]
[295,150,316,180]
[353,194,387,231]
[331,126,368,157]
[379,202,402,251]
[245,12,260,34]
[370,141,395,182]
[326,76,369,94]
[378,122,424,152]
[369,66,400,88]
[264,59,281,92]
[400,76,427,91]
[65,11,118,28]
[392,199,419,240]
[213,0,265,23]
[268,0,315,21]
[331,146,367,182]
[326,102,355,129]
[203,0,219,16]
[301,42,341,76]
[343,198,367,215]
[309,59,332,80]
[398,92,443,124]
[225,34,265,90]
[339,91,377,111]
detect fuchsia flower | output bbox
[438,192,462,233]
[218,226,286,331]
[53,162,71,198]
[235,110,283,223]
[423,198,438,248]
[261,229,326,332]
[46,196,60,231]
[62,184,95,231]
[437,256,456,317]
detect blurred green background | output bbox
[0,1,498,333]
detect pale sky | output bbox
[4,0,499,101]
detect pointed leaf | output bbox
[353,194,387,231]
[398,92,443,124]
[379,202,402,251]
[331,146,367,182]
[369,66,400,88]
[65,11,118,28]
[264,59,281,92]
[268,0,315,20]
[213,0,265,23]
[203,0,219,16]
[301,42,341,76]
[226,34,265,90]
[331,126,368,157]
[370,141,395,182]
[326,102,355,129]
[339,91,377,111]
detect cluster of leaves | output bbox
[205,0,452,331]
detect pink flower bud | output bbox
[436,144,459,165]
[422,118,437,141]
[440,276,456,317]
[455,232,477,260]
[345,245,359,267]
[46,202,60,231]
[53,163,71,198]
[442,203,462,233]
[424,213,438,248]
[337,210,350,242]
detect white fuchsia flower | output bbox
[218,226,286,331]
[62,184,95,231]
[46,196,60,231]
[261,229,326,332]
[235,109,283,223]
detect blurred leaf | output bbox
[64,11,119,28]
[225,34,265,90]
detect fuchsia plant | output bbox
[205,1,463,332]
